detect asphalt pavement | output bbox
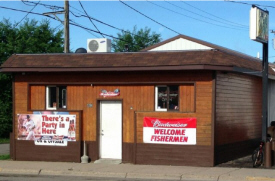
[0,144,275,181]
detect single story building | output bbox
[1,34,275,166]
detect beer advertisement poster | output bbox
[17,114,76,146]
[143,117,197,145]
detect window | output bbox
[155,85,179,111]
[46,86,67,110]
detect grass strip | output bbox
[0,138,10,144]
[0,154,10,160]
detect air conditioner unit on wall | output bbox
[87,38,111,53]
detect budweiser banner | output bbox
[143,117,197,145]
[17,114,76,146]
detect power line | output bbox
[179,0,248,28]
[69,20,131,43]
[21,0,64,11]
[18,1,166,46]
[225,0,275,9]
[147,0,247,31]
[15,1,40,27]
[0,5,56,19]
[53,23,64,32]
[69,9,146,40]
[119,0,180,35]
[0,5,133,45]
[70,19,100,38]
[78,0,105,38]
[21,0,36,7]
[21,1,146,41]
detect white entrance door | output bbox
[100,101,122,159]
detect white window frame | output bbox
[155,86,167,112]
[46,86,57,110]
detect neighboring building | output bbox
[1,35,274,166]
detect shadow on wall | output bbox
[215,121,260,165]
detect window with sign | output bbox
[155,85,179,111]
[46,86,67,110]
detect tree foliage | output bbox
[112,26,161,52]
[0,18,64,138]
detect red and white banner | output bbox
[143,117,196,145]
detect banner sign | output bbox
[17,114,76,146]
[143,117,196,145]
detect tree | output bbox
[112,26,161,52]
[0,18,64,138]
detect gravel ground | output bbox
[217,155,275,169]
[217,155,254,168]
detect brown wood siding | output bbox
[67,85,154,142]
[122,142,134,163]
[30,85,45,110]
[215,72,262,164]
[136,143,213,166]
[13,70,213,164]
[15,140,81,162]
[14,82,32,139]
[12,81,82,162]
[215,72,262,145]
[180,84,195,112]
[85,141,98,161]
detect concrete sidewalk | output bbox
[0,160,274,181]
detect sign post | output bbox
[250,5,269,142]
[250,5,270,168]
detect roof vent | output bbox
[75,48,87,53]
[87,38,111,53]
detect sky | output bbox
[1,1,275,62]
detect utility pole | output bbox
[43,0,70,53]
[64,0,69,53]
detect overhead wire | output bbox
[78,0,105,38]
[147,0,247,31]
[0,5,53,19]
[70,19,100,38]
[69,20,131,43]
[224,0,275,9]
[21,0,36,7]
[15,0,40,27]
[20,1,148,41]
[18,1,104,39]
[69,6,159,49]
[69,9,148,40]
[21,0,64,11]
[180,1,248,28]
[53,23,64,32]
[119,0,180,35]
[0,5,133,45]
